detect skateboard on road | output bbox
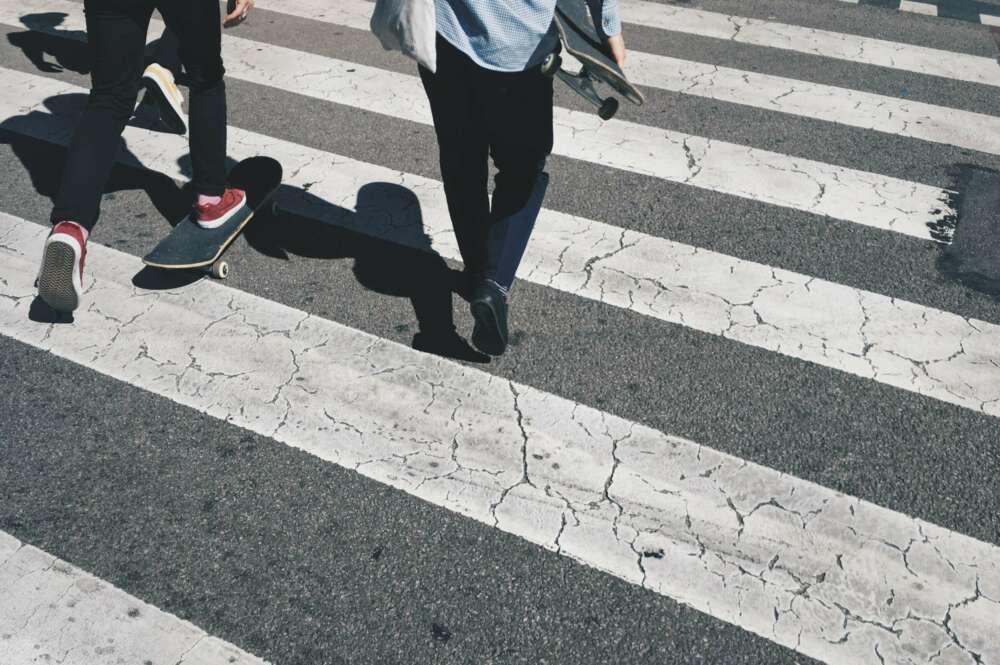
[142,157,282,279]
[542,0,645,120]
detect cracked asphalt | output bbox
[1,0,999,663]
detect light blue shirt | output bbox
[436,0,621,72]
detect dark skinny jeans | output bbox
[419,36,553,291]
[51,0,228,231]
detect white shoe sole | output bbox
[38,237,82,313]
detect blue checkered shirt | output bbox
[436,0,621,72]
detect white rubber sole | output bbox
[197,198,247,230]
[142,66,186,134]
[37,237,82,312]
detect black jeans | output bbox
[152,27,183,80]
[420,36,553,291]
[51,0,228,231]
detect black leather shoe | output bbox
[470,281,509,356]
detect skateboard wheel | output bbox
[540,53,562,77]
[211,260,229,280]
[598,97,620,121]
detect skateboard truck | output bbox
[542,50,620,120]
[544,0,645,121]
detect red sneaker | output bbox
[38,221,87,313]
[196,188,247,229]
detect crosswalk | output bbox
[835,0,1000,26]
[0,531,267,664]
[0,0,998,663]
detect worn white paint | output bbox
[0,530,268,665]
[899,0,939,16]
[627,50,1000,155]
[1,214,999,665]
[2,68,998,417]
[243,0,1000,88]
[616,0,1000,88]
[1,0,959,240]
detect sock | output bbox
[198,194,222,207]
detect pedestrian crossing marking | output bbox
[626,49,1000,155]
[1,2,962,242]
[900,0,940,15]
[264,0,1000,87]
[0,530,269,665]
[2,1,999,662]
[831,0,1000,26]
[1,212,998,665]
[3,67,997,417]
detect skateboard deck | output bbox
[547,0,645,119]
[142,157,282,278]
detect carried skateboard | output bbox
[142,156,282,279]
[542,0,645,120]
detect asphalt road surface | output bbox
[1,0,999,663]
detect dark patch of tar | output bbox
[937,164,1000,298]
[431,622,452,643]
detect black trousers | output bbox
[152,27,183,80]
[419,36,553,290]
[51,0,228,231]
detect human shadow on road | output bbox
[254,181,487,363]
[7,12,176,79]
[134,159,488,363]
[6,13,89,75]
[3,87,485,362]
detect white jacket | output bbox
[370,0,437,73]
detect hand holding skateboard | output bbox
[224,0,255,28]
[543,0,644,120]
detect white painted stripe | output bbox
[982,13,1000,26]
[216,43,954,242]
[257,0,1000,88]
[1,213,998,665]
[4,1,957,242]
[626,50,1000,156]
[21,0,1000,159]
[900,0,939,16]
[616,0,1000,88]
[4,68,998,417]
[0,530,268,665]
[216,0,1000,155]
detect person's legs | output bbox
[419,37,491,280]
[485,67,554,292]
[156,0,227,199]
[464,64,553,355]
[50,0,153,232]
[156,0,246,229]
[151,27,182,79]
[40,0,153,312]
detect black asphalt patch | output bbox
[938,165,1000,295]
